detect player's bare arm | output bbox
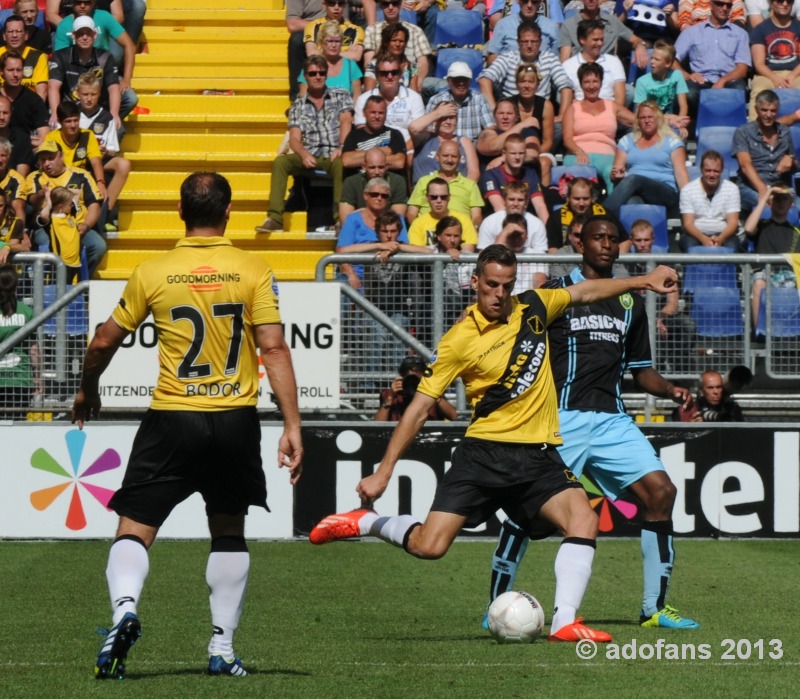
[632,366,693,409]
[255,323,304,483]
[567,265,678,306]
[72,317,129,428]
[357,391,437,504]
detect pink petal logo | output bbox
[29,429,121,530]
[580,474,639,532]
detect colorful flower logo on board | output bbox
[29,429,121,530]
[580,474,639,532]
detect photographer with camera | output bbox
[373,355,457,421]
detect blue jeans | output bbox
[34,227,108,278]
[603,175,680,219]
[122,0,147,45]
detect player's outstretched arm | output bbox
[632,366,693,410]
[255,323,304,484]
[72,317,129,428]
[357,391,436,505]
[568,265,678,306]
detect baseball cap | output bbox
[399,356,426,376]
[446,61,473,80]
[73,16,98,33]
[35,140,61,156]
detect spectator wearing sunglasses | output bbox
[256,55,353,233]
[362,0,433,89]
[674,0,750,116]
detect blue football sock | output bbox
[641,520,674,616]
[488,519,530,602]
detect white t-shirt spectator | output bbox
[562,53,626,101]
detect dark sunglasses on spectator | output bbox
[711,0,733,6]
[383,0,402,6]
[378,69,400,77]
[427,194,450,200]
[520,0,540,4]
[74,0,93,4]
[366,192,389,198]
[306,70,327,77]
[327,0,347,5]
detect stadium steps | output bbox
[103,0,331,281]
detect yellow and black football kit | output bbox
[418,287,572,444]
[112,236,281,411]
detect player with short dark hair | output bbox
[484,214,700,631]
[73,171,304,679]
[310,241,681,643]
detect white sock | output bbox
[369,515,419,548]
[107,537,149,625]
[358,510,378,535]
[206,551,250,658]
[551,539,595,633]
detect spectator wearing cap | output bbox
[48,15,136,133]
[0,14,48,100]
[53,0,137,101]
[0,51,49,148]
[425,62,496,144]
[374,354,458,421]
[21,139,106,277]
[256,55,353,233]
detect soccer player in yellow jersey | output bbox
[311,243,679,643]
[72,172,304,679]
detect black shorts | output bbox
[430,438,582,532]
[109,407,266,527]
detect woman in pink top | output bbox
[563,63,634,193]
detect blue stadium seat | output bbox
[435,48,483,90]
[691,286,744,337]
[683,248,738,295]
[42,285,89,337]
[760,206,800,225]
[756,287,800,338]
[377,9,418,24]
[696,126,739,178]
[776,88,800,118]
[433,9,484,50]
[696,88,746,137]
[790,124,800,159]
[619,204,669,251]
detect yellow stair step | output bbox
[130,94,289,116]
[134,64,287,79]
[146,0,278,9]
[122,132,282,154]
[132,77,282,92]
[142,26,288,44]
[117,210,311,235]
[137,51,284,66]
[145,9,277,23]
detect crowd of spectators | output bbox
[270,0,800,359]
[276,1,800,235]
[0,0,143,279]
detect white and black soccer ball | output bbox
[487,591,546,644]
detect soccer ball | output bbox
[487,591,546,644]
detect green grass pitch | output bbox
[1,539,798,698]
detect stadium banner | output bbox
[88,281,340,410]
[0,424,295,539]
[2,423,798,539]
[294,424,800,539]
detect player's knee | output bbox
[645,478,677,513]
[406,527,449,560]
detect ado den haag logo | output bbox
[580,474,638,533]
[29,429,121,530]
